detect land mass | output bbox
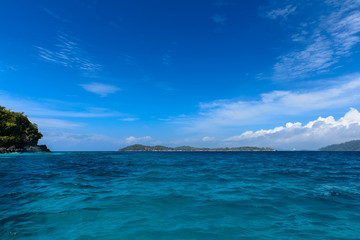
[0,106,50,153]
[118,144,274,152]
[318,140,360,151]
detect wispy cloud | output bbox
[202,136,216,142]
[43,133,156,151]
[212,14,227,24]
[0,91,121,118]
[125,136,152,143]
[42,7,70,23]
[225,108,360,150]
[272,1,360,80]
[266,5,297,19]
[120,117,139,122]
[162,52,172,65]
[162,42,177,65]
[274,36,335,80]
[29,118,84,129]
[44,132,115,143]
[80,82,121,97]
[176,75,360,132]
[0,64,17,72]
[118,54,136,66]
[41,131,122,151]
[36,33,101,72]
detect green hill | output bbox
[0,106,50,153]
[118,144,274,152]
[119,144,171,151]
[318,140,360,151]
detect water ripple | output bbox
[0,151,360,239]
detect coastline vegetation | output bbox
[318,140,360,151]
[0,106,50,153]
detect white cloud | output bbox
[36,33,101,72]
[225,108,360,150]
[125,136,152,143]
[272,1,360,80]
[120,117,139,122]
[80,82,121,97]
[274,36,335,80]
[266,5,297,19]
[179,76,360,132]
[202,136,216,142]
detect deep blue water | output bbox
[1,151,360,240]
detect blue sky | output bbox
[1,0,360,150]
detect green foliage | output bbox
[152,145,172,151]
[174,146,197,150]
[0,106,43,148]
[119,144,149,151]
[119,144,171,151]
[119,144,274,152]
[319,140,360,151]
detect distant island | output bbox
[0,106,50,153]
[318,140,360,151]
[118,144,274,152]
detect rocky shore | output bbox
[0,145,51,154]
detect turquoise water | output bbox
[1,151,360,239]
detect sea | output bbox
[1,151,360,240]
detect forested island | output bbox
[118,144,274,152]
[0,106,50,153]
[318,140,360,151]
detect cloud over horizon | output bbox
[225,107,360,150]
[181,75,360,133]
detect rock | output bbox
[0,145,51,153]
[24,145,51,153]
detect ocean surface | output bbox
[1,151,360,240]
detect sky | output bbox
[1,0,360,150]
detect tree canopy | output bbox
[0,106,43,148]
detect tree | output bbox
[0,106,43,148]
